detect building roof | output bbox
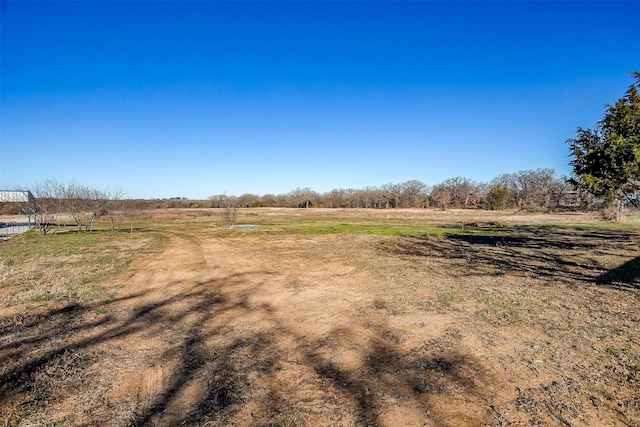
[0,190,36,203]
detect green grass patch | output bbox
[211,217,466,237]
[2,229,139,260]
[70,277,93,286]
[0,228,163,307]
[437,289,459,309]
[30,294,51,303]
[479,292,529,325]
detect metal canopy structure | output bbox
[0,191,37,237]
[0,190,36,204]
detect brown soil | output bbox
[1,209,639,426]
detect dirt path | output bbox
[5,221,638,426]
[41,228,498,426]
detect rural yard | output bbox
[1,208,639,426]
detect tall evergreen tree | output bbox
[567,72,640,220]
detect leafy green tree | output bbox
[567,72,640,220]
[486,184,509,210]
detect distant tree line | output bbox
[207,168,598,212]
[1,166,632,237]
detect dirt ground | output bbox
[1,209,639,426]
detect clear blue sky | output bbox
[1,1,639,199]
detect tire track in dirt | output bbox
[5,211,639,426]
[179,233,503,426]
[87,228,221,426]
[30,228,508,426]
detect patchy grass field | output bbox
[1,208,639,426]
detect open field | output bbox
[1,208,639,426]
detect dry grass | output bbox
[0,231,157,309]
[1,209,639,426]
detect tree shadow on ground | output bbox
[299,329,496,426]
[0,276,241,425]
[384,227,640,291]
[597,256,640,290]
[7,227,637,425]
[1,265,500,426]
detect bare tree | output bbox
[399,180,428,208]
[380,183,401,208]
[31,180,65,235]
[221,203,238,228]
[288,187,317,208]
[121,199,146,234]
[236,193,261,208]
[325,189,344,208]
[64,183,107,232]
[104,189,126,232]
[209,194,237,209]
[495,169,560,211]
[325,188,356,208]
[430,177,477,209]
[260,193,279,207]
